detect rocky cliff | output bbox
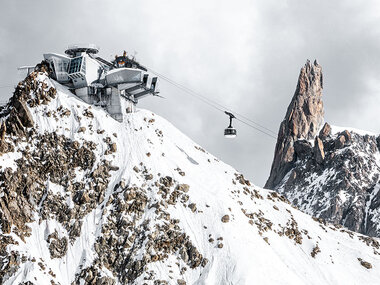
[266,60,380,238]
[1,65,380,284]
[265,60,324,189]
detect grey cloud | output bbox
[1,0,379,186]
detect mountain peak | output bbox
[2,63,380,284]
[265,60,380,239]
[265,60,324,189]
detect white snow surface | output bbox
[331,125,377,136]
[2,74,380,284]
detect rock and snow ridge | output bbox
[266,60,380,239]
[0,66,380,284]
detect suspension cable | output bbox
[147,67,277,139]
[0,69,279,139]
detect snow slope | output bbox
[1,73,380,284]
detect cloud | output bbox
[1,0,379,185]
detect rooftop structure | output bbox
[42,44,158,122]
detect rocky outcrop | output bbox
[47,231,68,259]
[82,177,208,284]
[0,69,209,284]
[275,130,380,237]
[265,60,324,189]
[266,60,380,238]
[0,68,118,283]
[314,136,325,164]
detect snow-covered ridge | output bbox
[1,72,380,284]
[331,125,378,137]
[275,119,380,239]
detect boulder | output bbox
[13,99,34,128]
[110,143,117,153]
[221,215,230,223]
[319,122,331,138]
[335,135,346,149]
[339,130,351,142]
[358,258,372,269]
[78,127,86,133]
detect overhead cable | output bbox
[147,67,277,139]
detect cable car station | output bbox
[43,44,159,122]
[16,44,276,139]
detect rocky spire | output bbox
[265,60,324,189]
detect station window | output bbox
[68,57,83,74]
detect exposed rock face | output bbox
[265,60,324,189]
[275,130,380,237]
[314,136,325,164]
[266,60,380,238]
[319,122,331,138]
[0,68,209,284]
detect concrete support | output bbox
[75,87,92,104]
[74,86,123,122]
[106,87,123,122]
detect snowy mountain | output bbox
[266,60,380,238]
[1,64,380,284]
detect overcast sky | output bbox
[1,0,380,186]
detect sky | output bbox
[1,0,380,186]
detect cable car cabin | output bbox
[224,127,237,138]
[224,111,237,138]
[42,44,159,122]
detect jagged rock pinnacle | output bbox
[265,60,324,189]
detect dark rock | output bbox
[145,174,153,180]
[358,258,372,269]
[340,130,351,142]
[160,176,173,187]
[314,137,325,164]
[294,140,312,160]
[310,245,321,258]
[78,126,86,133]
[176,184,190,193]
[188,203,197,212]
[335,135,346,149]
[110,143,117,153]
[319,122,331,138]
[221,215,230,223]
[47,231,68,259]
[13,100,34,128]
